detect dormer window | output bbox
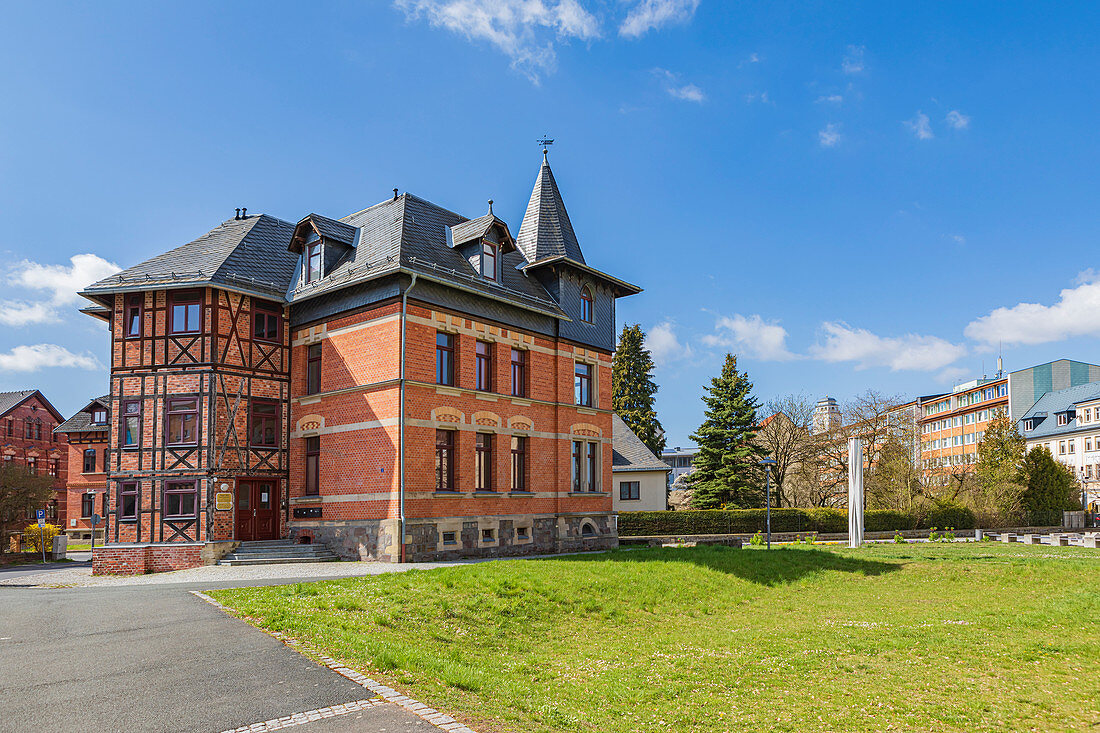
[306,240,322,283]
[580,285,593,323]
[1058,413,1069,426]
[481,241,498,281]
[1024,419,1033,431]
[91,409,107,425]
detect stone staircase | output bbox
[217,540,340,566]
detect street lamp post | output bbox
[759,458,777,550]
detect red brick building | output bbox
[54,396,111,541]
[79,153,639,572]
[0,390,68,526]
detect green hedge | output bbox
[619,507,976,536]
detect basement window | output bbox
[481,528,495,543]
[516,526,529,541]
[442,531,457,546]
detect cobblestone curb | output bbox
[192,591,479,733]
[218,699,382,733]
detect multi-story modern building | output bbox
[919,378,1006,482]
[78,152,640,573]
[54,396,111,542]
[0,390,68,527]
[660,446,698,486]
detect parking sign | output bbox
[36,509,45,527]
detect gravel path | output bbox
[0,559,469,588]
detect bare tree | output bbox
[755,393,817,507]
[803,390,911,507]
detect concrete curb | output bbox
[191,591,480,733]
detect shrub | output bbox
[926,501,976,530]
[22,523,60,553]
[619,507,933,537]
[749,532,764,546]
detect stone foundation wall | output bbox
[406,513,618,562]
[92,543,203,575]
[288,519,399,562]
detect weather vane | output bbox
[537,135,554,154]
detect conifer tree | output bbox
[611,324,665,456]
[1021,445,1081,514]
[688,354,766,509]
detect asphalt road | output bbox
[0,559,90,582]
[0,580,445,733]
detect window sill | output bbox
[433,491,466,497]
[569,491,609,497]
[576,407,597,415]
[507,491,534,496]
[472,491,498,496]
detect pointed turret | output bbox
[515,149,586,265]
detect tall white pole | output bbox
[848,437,864,548]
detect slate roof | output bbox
[448,212,513,249]
[305,213,357,246]
[82,214,299,301]
[0,390,38,419]
[290,194,567,318]
[55,396,111,434]
[1019,382,1100,440]
[612,414,671,472]
[515,153,586,265]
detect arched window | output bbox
[581,521,597,538]
[580,285,593,323]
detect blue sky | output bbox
[3,1,1100,446]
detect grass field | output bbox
[211,544,1100,732]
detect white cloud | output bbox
[946,110,970,129]
[842,45,865,74]
[818,123,841,147]
[1074,268,1100,286]
[0,301,58,327]
[9,253,120,306]
[620,0,699,38]
[746,52,760,64]
[394,0,600,83]
[815,94,843,104]
[809,321,966,371]
[905,111,934,140]
[744,91,770,104]
[653,68,705,102]
[951,234,966,245]
[702,314,799,362]
[646,320,692,365]
[2,253,120,327]
[964,276,1100,347]
[0,344,101,372]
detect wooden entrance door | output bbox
[235,480,278,541]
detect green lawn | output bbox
[211,543,1100,732]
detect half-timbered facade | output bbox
[80,153,639,572]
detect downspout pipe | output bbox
[398,272,417,563]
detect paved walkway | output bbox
[0,558,468,588]
[0,563,479,732]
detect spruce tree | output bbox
[688,354,766,509]
[611,324,665,456]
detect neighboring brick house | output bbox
[54,396,111,541]
[611,414,671,512]
[0,390,68,525]
[79,152,640,573]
